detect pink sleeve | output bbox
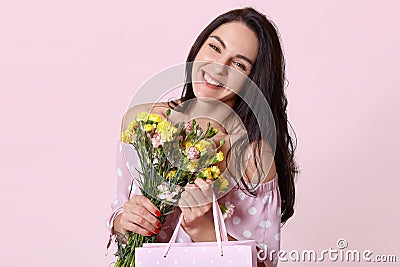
[105,140,142,253]
[220,173,281,266]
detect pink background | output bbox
[1,0,399,266]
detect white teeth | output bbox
[203,71,222,86]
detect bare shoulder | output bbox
[242,140,277,184]
[121,102,173,132]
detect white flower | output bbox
[157,182,169,193]
[157,182,180,203]
[222,203,235,220]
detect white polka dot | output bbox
[262,195,270,204]
[117,168,122,177]
[192,260,196,264]
[156,261,160,265]
[184,248,188,253]
[202,248,206,252]
[238,192,246,200]
[147,249,152,253]
[158,230,167,239]
[277,207,281,217]
[174,260,178,264]
[178,238,184,243]
[210,260,214,264]
[248,207,257,215]
[228,260,232,263]
[119,143,122,152]
[274,233,280,241]
[232,216,241,225]
[259,220,271,229]
[246,259,250,263]
[113,199,119,205]
[243,230,252,238]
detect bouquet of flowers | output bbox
[114,109,229,267]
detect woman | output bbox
[106,7,298,267]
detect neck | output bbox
[187,98,234,125]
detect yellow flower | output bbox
[216,151,224,162]
[186,160,198,172]
[157,120,177,142]
[218,176,229,192]
[184,141,193,152]
[213,128,219,134]
[202,168,213,180]
[148,113,162,123]
[194,140,211,153]
[135,112,149,122]
[128,121,138,131]
[121,129,133,143]
[166,170,177,179]
[211,165,221,178]
[144,124,154,132]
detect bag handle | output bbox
[163,192,228,257]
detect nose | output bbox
[210,61,229,76]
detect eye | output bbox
[208,43,221,53]
[233,61,247,71]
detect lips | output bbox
[200,70,225,89]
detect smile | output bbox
[201,70,225,89]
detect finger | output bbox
[132,195,161,217]
[124,201,161,230]
[128,213,160,234]
[120,214,154,236]
[185,185,211,207]
[178,198,193,223]
[194,178,213,201]
[181,188,200,208]
[178,196,191,211]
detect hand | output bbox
[113,195,162,239]
[179,178,213,229]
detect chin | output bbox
[193,85,225,100]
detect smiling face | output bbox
[191,22,259,107]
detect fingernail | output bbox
[154,228,160,234]
[157,222,162,228]
[148,231,153,236]
[155,210,161,217]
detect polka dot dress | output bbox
[106,141,282,266]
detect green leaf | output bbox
[219,204,227,213]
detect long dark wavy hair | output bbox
[170,7,299,224]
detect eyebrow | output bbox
[209,35,255,66]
